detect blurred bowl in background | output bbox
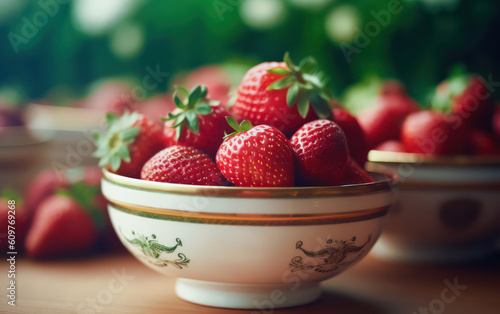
[0,125,51,192]
[367,150,500,263]
[101,168,396,309]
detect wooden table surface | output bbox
[1,251,499,314]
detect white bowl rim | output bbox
[102,167,397,198]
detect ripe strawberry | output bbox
[25,169,69,216]
[141,146,226,185]
[401,111,465,156]
[291,119,349,186]
[333,108,369,166]
[0,189,28,252]
[216,118,294,187]
[432,67,494,131]
[357,92,419,149]
[467,130,500,156]
[162,85,232,157]
[25,183,104,258]
[231,52,333,137]
[93,111,164,178]
[373,140,406,152]
[342,158,374,185]
[342,79,418,149]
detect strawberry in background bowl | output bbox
[366,67,500,263]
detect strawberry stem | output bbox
[224,117,253,139]
[266,52,332,119]
[162,85,218,139]
[93,111,140,171]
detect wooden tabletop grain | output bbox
[1,251,499,314]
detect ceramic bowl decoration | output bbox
[101,168,396,309]
[368,151,500,263]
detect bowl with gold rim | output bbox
[368,150,500,263]
[101,168,396,309]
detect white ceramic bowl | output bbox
[101,169,396,309]
[368,151,500,263]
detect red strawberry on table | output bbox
[216,117,294,187]
[342,158,374,185]
[162,85,232,157]
[141,146,226,186]
[333,108,369,166]
[93,111,164,178]
[231,52,333,137]
[401,110,465,156]
[25,183,104,258]
[0,189,29,252]
[467,130,500,156]
[291,119,349,186]
[25,169,69,216]
[432,66,495,131]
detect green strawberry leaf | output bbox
[240,120,253,132]
[298,57,317,74]
[1,188,22,204]
[226,116,240,130]
[297,89,310,118]
[224,117,253,139]
[286,82,299,108]
[174,94,186,109]
[431,64,471,113]
[266,75,295,90]
[195,102,213,115]
[310,91,333,118]
[93,111,140,171]
[267,68,290,75]
[175,85,190,96]
[185,110,199,133]
[65,182,105,231]
[264,52,333,120]
[162,85,216,139]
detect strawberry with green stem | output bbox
[93,111,164,178]
[162,85,232,157]
[431,65,495,131]
[25,182,105,258]
[231,52,333,137]
[0,188,29,251]
[216,117,295,187]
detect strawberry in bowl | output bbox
[94,54,396,309]
[231,52,333,137]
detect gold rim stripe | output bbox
[368,150,500,167]
[103,170,396,199]
[107,199,389,226]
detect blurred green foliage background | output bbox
[1,0,499,106]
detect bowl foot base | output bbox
[175,278,321,309]
[372,238,497,263]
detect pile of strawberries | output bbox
[361,68,500,156]
[94,53,374,187]
[0,167,119,258]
